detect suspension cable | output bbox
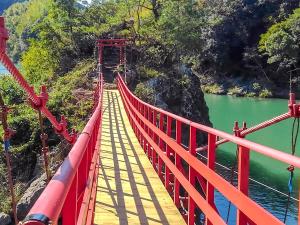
[38,110,51,182]
[225,147,238,223]
[0,91,19,225]
[0,17,76,144]
[197,152,299,202]
[283,117,299,223]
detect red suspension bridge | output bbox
[1,16,300,225]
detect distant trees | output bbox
[3,0,300,87]
[259,8,300,80]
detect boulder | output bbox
[16,174,47,220]
[0,212,11,225]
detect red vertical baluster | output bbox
[174,120,182,207]
[144,106,148,155]
[188,125,196,225]
[137,102,141,143]
[237,145,250,225]
[152,110,158,171]
[165,116,172,193]
[148,108,152,159]
[144,105,147,132]
[206,133,216,225]
[158,113,164,180]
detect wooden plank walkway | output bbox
[94,90,186,225]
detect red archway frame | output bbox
[96,39,128,74]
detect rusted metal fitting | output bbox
[0,104,9,118]
[55,115,67,134]
[70,128,77,143]
[4,128,14,140]
[29,86,49,110]
[0,17,9,54]
[41,146,49,154]
[287,165,295,172]
[40,133,48,142]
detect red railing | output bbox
[117,73,300,225]
[0,17,76,143]
[22,74,104,225]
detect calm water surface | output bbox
[204,94,299,224]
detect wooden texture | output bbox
[94,90,186,225]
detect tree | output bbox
[259,8,300,78]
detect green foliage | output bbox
[136,65,160,80]
[259,8,300,72]
[202,84,223,95]
[245,92,256,97]
[21,39,59,85]
[0,76,24,104]
[228,86,243,96]
[134,83,155,104]
[49,59,95,131]
[259,88,273,98]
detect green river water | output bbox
[204,94,299,224]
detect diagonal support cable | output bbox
[0,16,76,144]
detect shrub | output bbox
[259,88,273,98]
[202,84,223,94]
[228,86,243,96]
[134,83,155,104]
[252,82,261,91]
[137,66,160,80]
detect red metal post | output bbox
[174,120,182,207]
[206,133,216,225]
[165,116,172,193]
[158,113,164,180]
[98,45,103,74]
[152,110,158,170]
[237,145,250,225]
[188,125,197,225]
[120,46,124,65]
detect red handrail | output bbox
[22,75,104,225]
[117,73,298,225]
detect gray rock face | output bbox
[133,63,212,145]
[0,212,11,225]
[16,174,47,220]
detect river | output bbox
[204,94,299,224]
[0,63,9,74]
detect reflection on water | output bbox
[204,94,298,224]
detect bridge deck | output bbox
[94,90,186,225]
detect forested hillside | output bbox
[0,0,300,223]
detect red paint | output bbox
[0,18,76,143]
[206,133,216,225]
[20,38,300,225]
[23,75,104,225]
[117,74,289,225]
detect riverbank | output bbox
[199,72,293,99]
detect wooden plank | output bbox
[94,90,186,225]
